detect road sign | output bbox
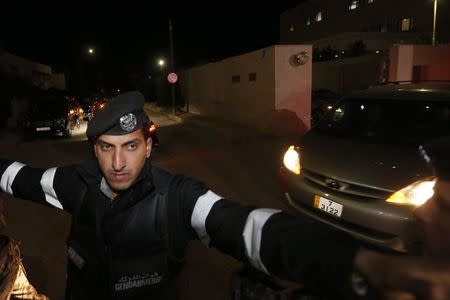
[167,72,178,84]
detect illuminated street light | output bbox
[432,0,438,45]
[158,59,165,76]
[88,47,95,55]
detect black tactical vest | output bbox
[65,165,180,300]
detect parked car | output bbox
[24,90,75,137]
[280,82,450,253]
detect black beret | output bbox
[420,136,450,180]
[86,91,150,138]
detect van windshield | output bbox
[315,98,450,143]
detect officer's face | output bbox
[414,179,450,258]
[94,130,152,196]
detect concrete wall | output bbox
[181,47,275,126]
[313,53,385,94]
[389,44,450,81]
[275,45,312,133]
[180,45,312,135]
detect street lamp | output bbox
[432,0,438,45]
[88,47,95,56]
[158,59,165,76]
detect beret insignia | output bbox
[119,113,137,132]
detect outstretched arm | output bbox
[171,175,365,298]
[0,159,79,212]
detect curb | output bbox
[144,103,184,123]
[167,114,183,122]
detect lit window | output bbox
[368,0,374,3]
[401,18,412,31]
[349,0,359,10]
[306,18,311,26]
[315,12,322,22]
[289,24,295,32]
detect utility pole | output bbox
[169,18,176,116]
[432,0,438,45]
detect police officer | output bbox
[1,91,367,299]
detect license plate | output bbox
[314,195,343,218]
[36,127,51,132]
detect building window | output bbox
[401,18,412,31]
[349,0,359,10]
[289,24,295,32]
[306,18,311,26]
[315,12,322,22]
[368,0,374,3]
[231,75,240,83]
[248,73,256,82]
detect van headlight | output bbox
[386,178,437,206]
[283,146,301,175]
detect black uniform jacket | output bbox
[0,158,361,299]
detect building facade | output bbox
[0,48,65,90]
[281,0,450,51]
[180,45,312,135]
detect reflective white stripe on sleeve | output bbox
[243,208,281,274]
[0,162,26,195]
[40,168,63,209]
[190,190,222,247]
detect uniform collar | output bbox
[100,178,115,200]
[78,159,155,201]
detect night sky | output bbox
[2,1,303,72]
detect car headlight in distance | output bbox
[283,146,301,175]
[149,124,157,133]
[386,177,437,206]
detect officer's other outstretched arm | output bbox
[174,175,362,297]
[0,159,76,212]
